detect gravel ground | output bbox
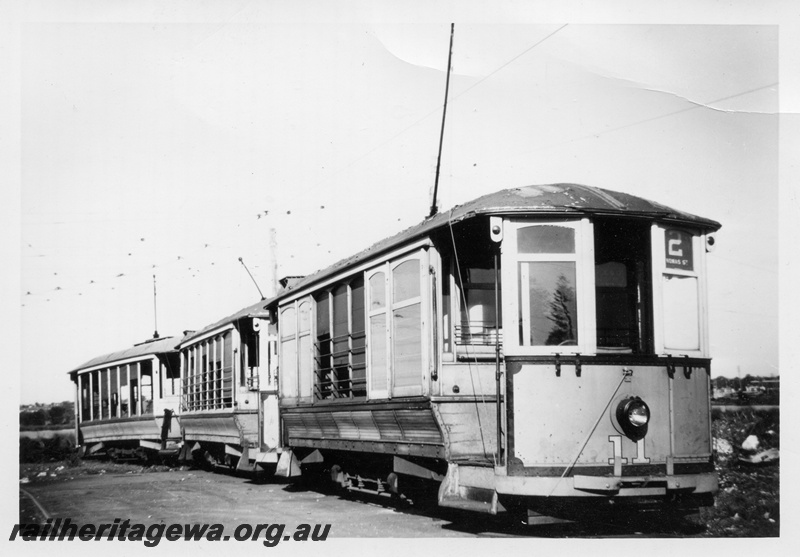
[17,409,778,539]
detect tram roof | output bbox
[273,183,720,303]
[69,335,180,375]
[179,298,272,346]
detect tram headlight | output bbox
[615,397,650,440]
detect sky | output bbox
[2,2,795,411]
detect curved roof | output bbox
[70,335,179,375]
[180,298,272,346]
[273,183,721,302]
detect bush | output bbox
[19,434,76,463]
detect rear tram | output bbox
[176,299,281,470]
[273,183,720,523]
[69,335,182,460]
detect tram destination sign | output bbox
[664,229,694,271]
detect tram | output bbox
[271,183,720,523]
[69,335,182,460]
[175,298,281,470]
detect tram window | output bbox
[298,300,313,398]
[368,272,388,395]
[81,379,89,417]
[392,260,422,388]
[280,305,298,398]
[91,370,99,420]
[315,292,332,398]
[222,332,233,405]
[333,284,349,395]
[518,261,578,346]
[102,368,110,418]
[594,220,652,353]
[109,367,118,418]
[201,346,208,410]
[120,365,129,418]
[663,275,700,350]
[457,267,501,347]
[441,257,451,353]
[351,278,367,397]
[245,329,259,369]
[186,355,195,408]
[140,360,153,415]
[443,218,502,353]
[214,336,223,407]
[514,224,579,348]
[129,372,138,416]
[313,277,366,400]
[518,225,575,254]
[661,228,700,352]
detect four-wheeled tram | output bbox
[69,183,720,524]
[69,335,182,460]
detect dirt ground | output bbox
[16,409,779,540]
[15,459,748,540]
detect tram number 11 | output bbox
[608,435,650,476]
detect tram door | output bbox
[255,319,281,456]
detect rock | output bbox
[37,471,47,477]
[714,438,734,455]
[55,465,65,471]
[741,435,760,451]
[20,477,30,484]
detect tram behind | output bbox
[69,335,182,460]
[273,183,720,523]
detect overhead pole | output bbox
[429,23,455,218]
[152,274,159,339]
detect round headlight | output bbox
[615,397,650,440]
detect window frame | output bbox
[651,225,709,357]
[501,218,597,356]
[310,278,367,402]
[366,248,430,399]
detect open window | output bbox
[182,332,234,411]
[441,218,502,359]
[593,219,653,354]
[140,360,153,415]
[313,277,367,400]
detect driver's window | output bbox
[516,224,580,347]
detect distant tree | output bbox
[715,376,730,389]
[20,409,46,427]
[48,405,67,425]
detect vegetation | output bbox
[19,433,77,463]
[19,401,75,428]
